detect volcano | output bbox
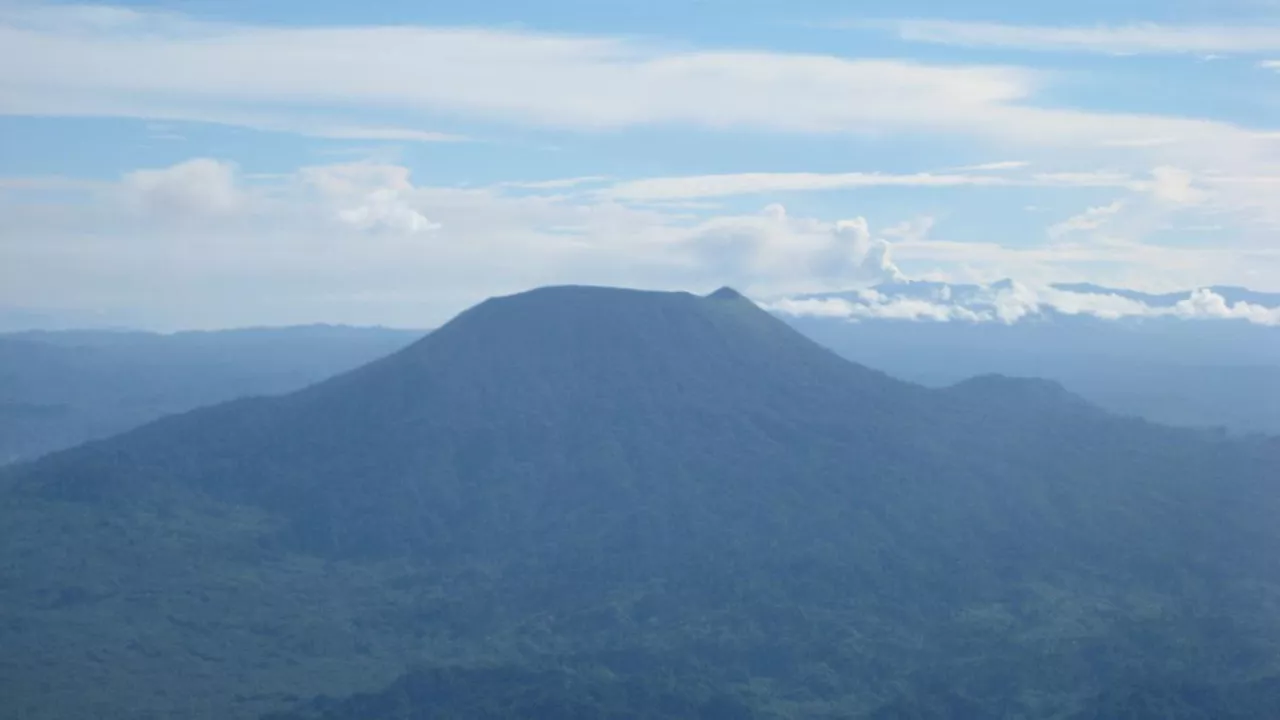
[3,286,1278,719]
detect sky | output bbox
[1,0,1280,329]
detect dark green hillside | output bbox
[2,286,1278,719]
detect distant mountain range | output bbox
[2,285,1278,719]
[0,326,420,463]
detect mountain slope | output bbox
[2,286,1279,720]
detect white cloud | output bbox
[304,126,466,143]
[767,297,863,318]
[4,156,1279,329]
[118,158,243,218]
[336,190,440,234]
[680,205,905,292]
[4,161,915,326]
[1048,201,1126,239]
[1147,166,1206,205]
[945,160,1030,172]
[606,172,1011,201]
[600,167,1211,204]
[0,2,1276,173]
[0,160,679,328]
[772,282,1280,325]
[888,231,1280,294]
[298,162,440,233]
[0,7,1028,136]
[1260,60,1280,70]
[1173,288,1280,323]
[1103,137,1181,148]
[890,19,1280,55]
[1032,171,1138,189]
[299,162,413,199]
[499,176,612,190]
[768,295,980,322]
[881,217,936,243]
[982,283,1164,321]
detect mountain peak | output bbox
[707,286,746,301]
[945,373,1096,416]
[420,285,778,359]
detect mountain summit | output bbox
[3,285,1279,719]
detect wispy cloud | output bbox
[1032,171,1138,189]
[944,160,1030,172]
[599,167,1191,202]
[1048,201,1126,239]
[0,2,1275,169]
[887,19,1280,55]
[605,172,1011,201]
[498,176,612,190]
[305,127,466,143]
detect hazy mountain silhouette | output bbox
[783,308,1280,435]
[2,286,1278,719]
[0,325,421,463]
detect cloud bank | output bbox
[770,282,1280,326]
[3,156,1278,329]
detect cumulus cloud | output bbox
[336,190,440,233]
[118,158,243,218]
[1174,288,1280,324]
[300,162,439,234]
[681,204,905,292]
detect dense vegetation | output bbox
[2,286,1278,719]
[0,326,419,463]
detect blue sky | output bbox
[1,0,1279,328]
